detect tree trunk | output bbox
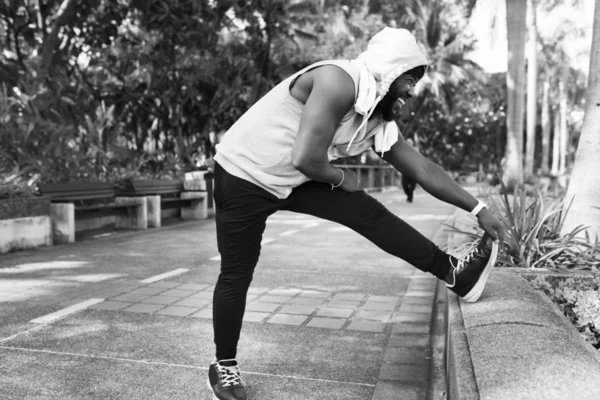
[525,0,538,179]
[558,79,568,174]
[39,0,78,81]
[541,78,551,174]
[551,106,560,175]
[503,0,528,188]
[562,0,600,239]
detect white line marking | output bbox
[140,268,189,284]
[327,227,352,232]
[302,222,321,229]
[279,230,299,237]
[30,298,105,324]
[0,346,376,387]
[261,238,275,245]
[210,255,221,261]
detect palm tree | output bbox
[503,0,527,188]
[525,0,538,179]
[562,0,600,239]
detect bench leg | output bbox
[115,197,148,230]
[146,195,161,228]
[180,192,208,220]
[51,203,75,244]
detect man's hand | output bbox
[477,208,505,244]
[338,168,363,192]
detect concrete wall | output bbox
[445,209,600,399]
[0,216,52,254]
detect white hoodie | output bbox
[214,27,429,199]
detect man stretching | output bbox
[207,27,504,400]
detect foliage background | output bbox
[0,0,587,186]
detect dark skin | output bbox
[289,66,505,260]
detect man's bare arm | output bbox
[379,136,505,242]
[291,66,357,188]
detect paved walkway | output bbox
[0,188,455,400]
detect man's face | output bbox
[375,73,418,122]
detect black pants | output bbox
[212,162,451,360]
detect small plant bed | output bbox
[526,272,600,351]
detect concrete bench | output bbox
[115,179,208,227]
[38,182,147,244]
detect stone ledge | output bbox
[446,208,600,399]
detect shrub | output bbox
[447,182,600,271]
[530,271,600,350]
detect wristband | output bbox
[470,200,487,216]
[331,168,344,190]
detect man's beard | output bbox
[374,93,397,122]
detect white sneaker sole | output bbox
[461,241,499,303]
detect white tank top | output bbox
[214,60,385,199]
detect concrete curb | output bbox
[445,210,600,400]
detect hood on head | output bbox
[358,27,429,98]
[347,28,428,156]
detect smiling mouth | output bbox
[397,98,407,107]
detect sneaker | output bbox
[207,358,247,400]
[446,234,499,302]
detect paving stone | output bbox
[267,314,307,326]
[388,334,430,348]
[368,295,400,304]
[379,363,429,383]
[122,303,164,313]
[361,302,396,311]
[326,299,360,308]
[59,297,89,307]
[384,348,429,365]
[160,289,196,298]
[317,307,354,319]
[404,290,434,298]
[346,320,386,333]
[130,287,166,296]
[146,281,181,289]
[391,313,432,324]
[192,309,213,319]
[355,311,392,322]
[307,317,346,330]
[247,287,269,294]
[243,312,270,322]
[256,295,292,303]
[298,290,331,299]
[89,288,130,297]
[392,324,430,334]
[189,291,213,299]
[268,288,301,296]
[371,380,426,400]
[157,306,198,317]
[140,295,181,305]
[90,301,131,311]
[288,297,325,306]
[398,304,432,314]
[402,296,433,306]
[176,283,210,291]
[333,293,366,301]
[174,297,211,308]
[246,302,280,312]
[114,280,146,287]
[112,293,150,303]
[278,305,316,315]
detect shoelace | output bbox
[450,240,481,275]
[216,361,243,387]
